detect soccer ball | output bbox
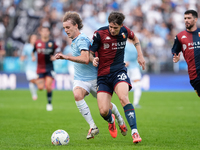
[51,129,70,145]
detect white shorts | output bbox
[73,79,97,98]
[26,70,38,81]
[127,68,141,81]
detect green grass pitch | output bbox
[0,90,200,150]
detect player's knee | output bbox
[73,93,84,101]
[118,95,129,104]
[37,85,43,90]
[100,112,108,117]
[99,108,109,117]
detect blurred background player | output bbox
[172,10,200,97]
[20,34,38,100]
[55,11,127,139]
[32,26,58,111]
[125,39,142,108]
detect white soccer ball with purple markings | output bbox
[51,129,70,145]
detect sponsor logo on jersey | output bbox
[105,36,111,40]
[112,41,126,46]
[188,41,200,46]
[37,48,53,54]
[103,41,126,50]
[184,41,200,50]
[182,44,187,51]
[104,43,109,49]
[181,35,187,39]
[111,41,126,50]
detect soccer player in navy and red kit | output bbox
[90,11,145,143]
[172,10,200,97]
[32,26,58,111]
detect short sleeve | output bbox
[171,36,182,55]
[89,31,101,53]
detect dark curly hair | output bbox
[108,11,125,25]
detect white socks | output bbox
[131,129,138,135]
[111,102,124,125]
[29,82,37,98]
[75,99,96,129]
[133,81,142,106]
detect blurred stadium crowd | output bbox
[0,0,199,73]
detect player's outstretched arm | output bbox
[173,53,181,63]
[55,51,90,64]
[55,52,67,60]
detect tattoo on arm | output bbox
[134,42,140,47]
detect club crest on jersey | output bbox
[48,42,53,47]
[198,32,200,37]
[122,33,126,38]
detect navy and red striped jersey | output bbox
[171,28,200,80]
[33,39,58,73]
[90,25,135,76]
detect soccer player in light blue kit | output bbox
[55,11,127,139]
[20,34,38,100]
[124,39,142,108]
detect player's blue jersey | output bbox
[90,25,135,76]
[21,43,37,72]
[124,41,139,69]
[71,33,97,81]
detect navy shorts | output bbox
[38,70,55,79]
[190,77,200,97]
[97,69,132,95]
